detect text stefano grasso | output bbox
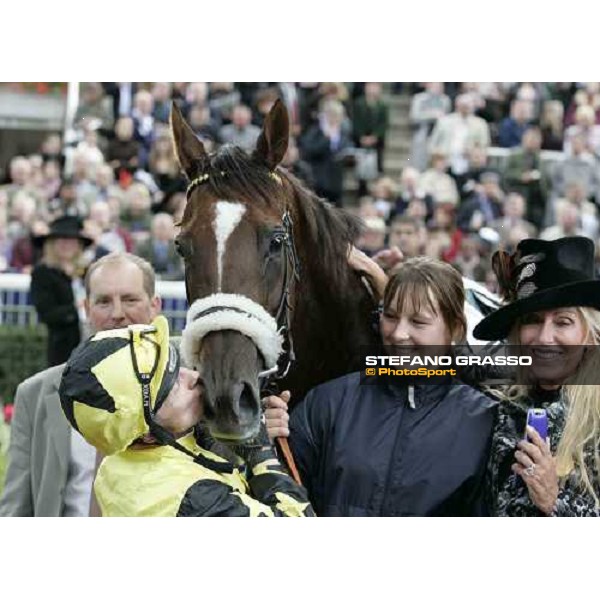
[365,355,532,367]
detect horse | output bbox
[172,100,379,442]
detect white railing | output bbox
[0,274,189,333]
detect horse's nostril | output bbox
[239,383,257,416]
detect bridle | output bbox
[183,169,301,391]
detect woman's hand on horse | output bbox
[512,426,559,516]
[264,390,291,441]
[373,246,404,272]
[347,245,390,300]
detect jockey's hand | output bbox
[264,391,291,441]
[155,370,204,436]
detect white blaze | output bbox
[213,200,247,291]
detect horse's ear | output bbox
[170,101,207,179]
[253,98,289,170]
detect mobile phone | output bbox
[525,408,548,442]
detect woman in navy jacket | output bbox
[268,255,497,516]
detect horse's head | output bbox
[171,100,296,442]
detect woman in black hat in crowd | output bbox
[30,215,93,366]
[474,236,600,516]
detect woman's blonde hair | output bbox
[42,237,84,273]
[503,307,600,506]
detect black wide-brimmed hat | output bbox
[33,215,93,248]
[473,236,600,341]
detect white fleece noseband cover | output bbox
[181,293,284,370]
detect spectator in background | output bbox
[70,151,98,211]
[540,100,565,151]
[426,205,459,261]
[2,156,33,205]
[74,83,114,135]
[219,105,261,152]
[352,82,389,179]
[81,219,110,263]
[356,216,387,256]
[40,133,64,167]
[132,90,156,166]
[409,82,451,170]
[429,94,491,177]
[564,104,600,157]
[7,192,36,244]
[391,166,434,222]
[457,146,491,200]
[107,117,140,181]
[301,99,353,207]
[88,200,134,254]
[93,164,121,203]
[10,219,48,273]
[420,152,460,207]
[466,82,509,124]
[30,216,92,366]
[253,87,280,128]
[41,159,62,202]
[28,155,45,194]
[497,99,531,148]
[148,127,181,196]
[452,235,486,281]
[281,136,315,189]
[152,82,172,124]
[387,215,425,259]
[561,182,599,239]
[370,176,397,222]
[511,82,545,121]
[457,171,504,233]
[48,179,87,220]
[120,183,153,244]
[209,82,241,124]
[540,201,584,240]
[491,192,537,247]
[552,132,599,200]
[103,82,138,122]
[135,212,184,280]
[564,82,600,127]
[504,127,550,229]
[188,104,220,147]
[182,82,209,118]
[76,126,105,173]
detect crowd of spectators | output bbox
[355,82,600,293]
[0,82,390,280]
[2,82,600,292]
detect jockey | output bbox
[58,315,314,517]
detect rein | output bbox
[184,169,303,485]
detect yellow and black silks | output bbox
[96,434,314,517]
[59,316,314,517]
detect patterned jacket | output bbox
[488,387,600,517]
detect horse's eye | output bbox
[269,233,285,253]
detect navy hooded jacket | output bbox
[289,372,497,516]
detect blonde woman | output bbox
[30,216,92,366]
[474,236,600,516]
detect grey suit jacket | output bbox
[0,365,70,517]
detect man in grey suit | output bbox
[0,253,161,516]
